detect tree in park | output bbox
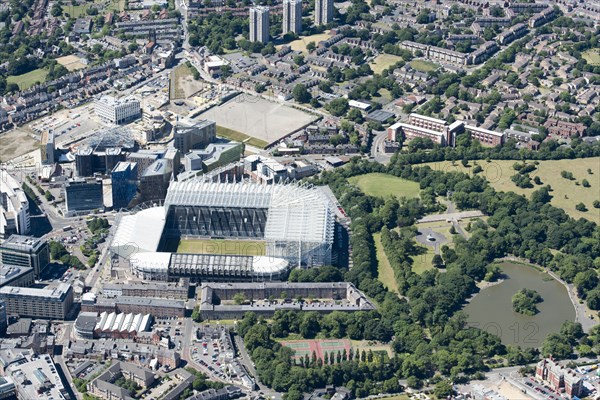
[432,254,444,268]
[575,203,587,212]
[292,84,311,103]
[434,380,454,398]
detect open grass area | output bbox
[373,233,400,295]
[421,158,600,224]
[369,54,403,74]
[410,246,436,275]
[216,125,269,149]
[278,31,332,54]
[7,68,48,90]
[171,63,194,99]
[348,173,420,199]
[350,340,394,358]
[176,239,266,256]
[409,59,439,72]
[582,48,600,66]
[62,4,87,17]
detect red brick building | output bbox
[535,358,583,398]
[544,118,586,138]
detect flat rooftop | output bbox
[0,235,46,251]
[0,283,71,299]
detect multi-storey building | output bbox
[0,235,49,278]
[6,352,70,400]
[464,124,505,147]
[282,0,302,34]
[0,300,6,335]
[249,6,270,43]
[535,358,583,398]
[95,95,141,125]
[315,0,333,25]
[173,119,216,154]
[0,169,30,239]
[0,283,74,320]
[140,159,173,202]
[111,161,138,210]
[64,179,104,216]
[0,265,34,290]
[183,142,244,174]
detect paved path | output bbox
[418,210,484,223]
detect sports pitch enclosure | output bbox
[280,339,352,361]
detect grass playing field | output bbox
[421,158,600,223]
[373,232,400,295]
[348,173,421,199]
[582,49,600,66]
[176,239,266,256]
[278,32,332,54]
[409,59,439,72]
[369,54,404,74]
[7,68,48,90]
[216,125,269,149]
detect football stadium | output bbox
[110,180,336,282]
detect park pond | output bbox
[463,262,575,347]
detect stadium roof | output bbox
[111,207,166,256]
[164,180,334,244]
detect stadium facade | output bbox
[110,180,336,282]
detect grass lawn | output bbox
[421,158,600,224]
[582,49,600,66]
[348,173,420,199]
[410,246,435,275]
[409,59,439,72]
[373,233,400,295]
[7,69,48,90]
[62,4,88,17]
[216,125,269,149]
[176,239,266,256]
[369,54,403,74]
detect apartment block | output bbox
[249,6,270,43]
[0,283,74,320]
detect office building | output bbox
[64,179,104,216]
[0,235,49,278]
[0,169,30,239]
[283,0,302,34]
[45,131,55,164]
[75,146,126,177]
[111,161,138,210]
[173,119,216,154]
[0,300,6,335]
[314,0,333,25]
[0,283,74,320]
[127,150,163,179]
[249,6,270,43]
[140,160,172,202]
[0,265,34,290]
[95,95,141,125]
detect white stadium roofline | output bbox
[110,207,166,256]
